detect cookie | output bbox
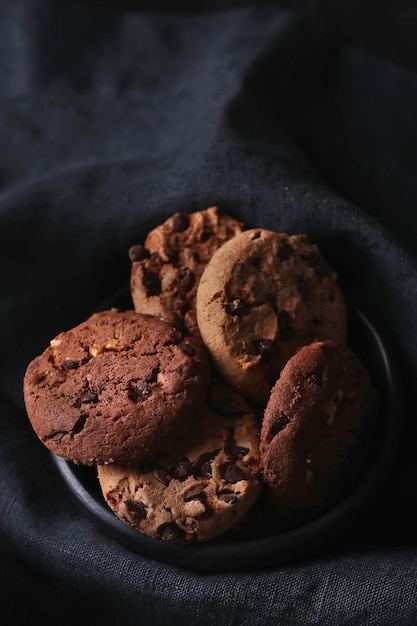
[260,340,379,521]
[129,206,244,336]
[97,382,262,543]
[23,309,211,466]
[196,229,347,403]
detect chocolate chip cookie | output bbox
[196,229,347,403]
[23,309,211,465]
[97,382,262,543]
[129,206,244,336]
[260,340,378,521]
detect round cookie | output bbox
[23,309,211,466]
[196,229,347,403]
[260,340,379,522]
[97,382,262,543]
[129,206,244,336]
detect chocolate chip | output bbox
[224,463,247,483]
[180,272,195,293]
[69,414,88,436]
[172,314,188,335]
[200,226,213,242]
[128,244,149,263]
[61,359,78,370]
[230,443,249,460]
[178,342,195,357]
[199,459,213,478]
[127,381,152,402]
[124,498,147,522]
[79,392,98,404]
[218,490,238,504]
[226,298,247,316]
[308,364,325,388]
[159,523,187,543]
[33,372,46,384]
[277,310,294,341]
[296,274,310,298]
[142,270,161,296]
[270,412,289,436]
[51,431,65,443]
[254,339,273,356]
[278,242,293,261]
[172,212,190,233]
[172,457,193,481]
[165,247,179,263]
[153,466,171,486]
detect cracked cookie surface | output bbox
[23,309,211,465]
[196,228,347,403]
[260,340,378,521]
[129,206,244,337]
[97,382,262,543]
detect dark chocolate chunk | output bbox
[159,522,187,543]
[172,457,193,481]
[180,272,195,293]
[61,359,78,370]
[230,443,249,460]
[142,270,161,296]
[308,364,325,388]
[128,244,149,263]
[199,458,213,478]
[278,242,293,261]
[224,463,247,483]
[270,412,289,436]
[178,342,195,357]
[153,466,171,486]
[124,498,147,522]
[79,392,98,404]
[51,431,65,443]
[172,212,190,233]
[218,490,238,504]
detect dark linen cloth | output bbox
[1,1,417,623]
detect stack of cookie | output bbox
[23,206,378,544]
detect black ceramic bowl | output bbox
[50,290,402,573]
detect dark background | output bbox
[1,1,417,623]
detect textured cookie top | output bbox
[196,229,347,403]
[129,206,244,336]
[97,382,262,543]
[23,309,211,465]
[260,340,378,520]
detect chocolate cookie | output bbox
[97,382,262,543]
[260,340,379,521]
[196,229,347,403]
[129,206,244,336]
[23,309,211,465]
